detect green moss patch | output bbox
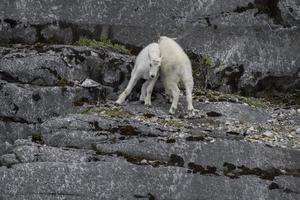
[161,118,185,129]
[31,133,44,144]
[75,37,131,54]
[81,107,133,118]
[194,89,270,108]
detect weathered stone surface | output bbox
[0,45,134,88]
[0,81,97,123]
[0,161,299,200]
[0,120,38,143]
[0,2,300,198]
[0,0,299,93]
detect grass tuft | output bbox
[75,37,131,54]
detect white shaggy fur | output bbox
[116,43,161,106]
[158,36,195,115]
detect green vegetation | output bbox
[57,78,73,93]
[162,119,185,129]
[194,89,269,108]
[73,97,97,107]
[81,107,133,118]
[31,133,44,144]
[57,78,73,87]
[75,37,131,54]
[202,55,213,67]
[240,96,268,108]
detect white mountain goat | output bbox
[116,43,161,106]
[158,36,195,116]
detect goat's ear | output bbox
[148,51,151,61]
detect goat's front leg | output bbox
[140,80,150,102]
[116,75,139,105]
[144,76,158,106]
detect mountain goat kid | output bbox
[158,36,195,116]
[116,43,161,106]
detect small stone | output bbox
[91,51,98,57]
[0,154,19,166]
[297,109,300,114]
[74,80,80,86]
[81,78,101,88]
[225,121,231,126]
[296,128,300,135]
[263,131,274,137]
[140,159,147,164]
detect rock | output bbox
[81,78,101,88]
[0,153,19,166]
[296,128,300,135]
[263,131,274,137]
[1,0,299,94]
[1,161,300,200]
[0,81,98,123]
[0,3,300,197]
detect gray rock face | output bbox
[0,1,300,198]
[1,101,300,199]
[0,44,299,199]
[0,0,299,94]
[0,45,135,149]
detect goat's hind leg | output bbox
[169,83,180,115]
[183,79,195,116]
[116,75,139,105]
[165,88,173,103]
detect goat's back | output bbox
[159,37,191,77]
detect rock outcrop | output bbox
[0,0,300,199]
[1,0,299,94]
[0,44,299,199]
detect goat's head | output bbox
[149,56,162,79]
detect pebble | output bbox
[296,128,300,135]
[245,126,256,135]
[297,109,300,114]
[91,51,98,57]
[263,131,274,137]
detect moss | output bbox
[262,92,300,106]
[31,133,44,144]
[57,79,72,87]
[162,119,185,129]
[57,79,73,94]
[75,37,131,54]
[202,55,214,67]
[73,97,96,107]
[81,107,133,118]
[241,96,268,108]
[194,89,269,108]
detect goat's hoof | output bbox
[169,107,176,115]
[140,97,145,102]
[187,109,195,117]
[115,100,123,105]
[144,102,152,107]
